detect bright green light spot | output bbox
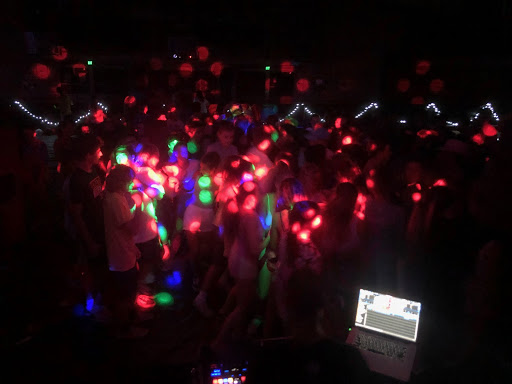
[349,327,352,331]
[158,223,168,243]
[251,163,255,171]
[199,190,213,205]
[146,202,156,219]
[87,60,93,66]
[197,175,211,189]
[130,204,136,214]
[154,292,174,306]
[116,152,128,165]
[176,218,183,231]
[187,141,198,154]
[265,66,270,71]
[168,139,178,152]
[128,182,134,191]
[271,131,279,142]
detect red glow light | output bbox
[482,123,497,137]
[243,195,257,210]
[242,172,253,182]
[196,46,209,61]
[370,143,377,151]
[296,78,310,92]
[417,129,430,139]
[157,114,167,121]
[416,60,431,75]
[433,179,447,187]
[472,133,485,145]
[258,139,271,151]
[366,178,375,189]
[94,109,105,123]
[179,63,193,78]
[412,192,422,202]
[227,200,239,213]
[342,136,353,145]
[210,62,223,77]
[255,166,268,179]
[291,222,301,233]
[149,221,158,233]
[430,79,444,93]
[305,208,316,219]
[243,181,256,192]
[415,183,422,191]
[280,61,294,73]
[136,294,156,309]
[132,194,142,207]
[165,165,180,177]
[356,211,365,221]
[52,46,68,61]
[170,107,176,113]
[190,221,201,233]
[335,117,342,129]
[81,126,90,133]
[32,63,51,79]
[397,78,410,93]
[263,124,272,133]
[298,229,311,243]
[311,215,322,228]
[196,79,208,92]
[231,159,240,168]
[72,63,86,78]
[124,95,136,106]
[150,57,163,71]
[143,105,148,114]
[357,193,366,205]
[162,244,170,261]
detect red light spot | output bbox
[124,95,136,106]
[370,143,377,151]
[168,73,178,87]
[411,96,425,105]
[366,178,375,189]
[291,222,301,233]
[149,156,159,168]
[298,229,311,243]
[430,79,444,93]
[412,192,422,202]
[397,78,410,93]
[132,194,142,207]
[52,46,68,61]
[81,125,90,133]
[196,46,209,61]
[416,60,431,75]
[417,129,430,139]
[94,109,105,123]
[213,114,219,120]
[190,221,201,233]
[57,162,61,173]
[136,294,156,309]
[342,136,353,145]
[143,105,148,114]
[258,139,271,151]
[357,193,367,205]
[335,117,342,129]
[241,377,246,383]
[433,179,447,187]
[32,63,51,79]
[415,183,422,191]
[242,172,253,182]
[149,221,158,233]
[179,63,193,78]
[168,177,179,190]
[243,181,256,192]
[305,208,316,219]
[165,165,179,177]
[472,133,485,145]
[157,114,167,121]
[265,78,271,91]
[72,63,86,78]
[162,244,170,261]
[255,166,268,179]
[195,78,208,92]
[311,215,322,228]
[485,156,490,162]
[149,57,163,70]
[210,61,223,77]
[280,96,293,105]
[243,195,257,210]
[227,200,239,213]
[482,123,497,137]
[280,61,294,73]
[356,211,365,220]
[296,78,310,92]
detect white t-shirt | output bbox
[228,210,264,280]
[103,191,140,272]
[206,142,239,162]
[245,146,274,170]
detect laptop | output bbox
[346,288,422,382]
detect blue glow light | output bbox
[166,271,182,288]
[86,295,94,312]
[135,143,143,153]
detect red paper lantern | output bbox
[430,79,444,93]
[32,64,51,79]
[210,62,223,77]
[416,60,431,75]
[296,78,310,92]
[397,78,410,93]
[179,63,193,78]
[52,46,68,61]
[197,46,209,61]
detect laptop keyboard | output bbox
[354,333,407,361]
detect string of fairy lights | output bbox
[14,98,500,130]
[13,100,109,126]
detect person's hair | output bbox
[105,164,134,193]
[200,151,221,171]
[72,133,101,161]
[222,155,254,184]
[276,177,305,211]
[216,120,235,134]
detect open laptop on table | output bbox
[346,288,422,382]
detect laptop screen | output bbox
[354,289,421,342]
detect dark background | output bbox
[2,0,512,117]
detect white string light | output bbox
[14,100,109,126]
[426,103,441,116]
[399,120,407,124]
[14,100,59,126]
[279,103,324,122]
[355,103,378,119]
[470,102,499,122]
[446,121,459,127]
